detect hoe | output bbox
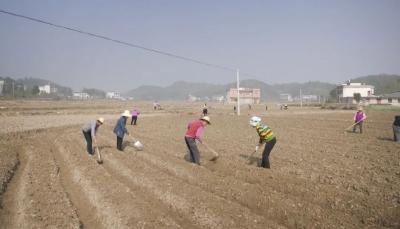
[344,119,365,134]
[203,142,219,161]
[95,146,103,164]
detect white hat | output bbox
[97,117,105,124]
[200,116,211,124]
[121,110,131,117]
[249,116,261,127]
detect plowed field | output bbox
[0,101,399,228]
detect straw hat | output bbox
[358,106,363,111]
[97,117,105,124]
[200,116,211,124]
[121,110,131,117]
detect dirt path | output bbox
[0,112,174,134]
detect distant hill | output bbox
[0,76,72,97]
[274,81,336,97]
[125,79,334,101]
[126,81,227,101]
[17,77,73,96]
[125,75,400,101]
[349,74,400,95]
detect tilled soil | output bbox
[0,106,399,228]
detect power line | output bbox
[0,9,242,73]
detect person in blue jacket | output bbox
[113,110,131,151]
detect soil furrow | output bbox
[55,133,185,229]
[100,149,285,229]
[0,136,81,229]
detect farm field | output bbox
[0,100,399,228]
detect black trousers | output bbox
[83,131,93,155]
[261,138,277,168]
[394,125,400,142]
[117,136,123,151]
[353,121,363,133]
[131,116,138,125]
[184,137,200,165]
[203,108,208,116]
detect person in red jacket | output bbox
[184,116,211,165]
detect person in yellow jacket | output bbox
[250,116,277,169]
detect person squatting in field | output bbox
[131,108,140,125]
[250,116,277,169]
[82,117,104,155]
[114,110,131,151]
[353,107,367,134]
[184,116,211,165]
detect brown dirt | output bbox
[0,101,399,228]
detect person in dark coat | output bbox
[114,110,131,151]
[393,115,400,143]
[202,103,208,116]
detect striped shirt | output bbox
[256,123,275,142]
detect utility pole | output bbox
[236,69,240,116]
[12,81,15,98]
[300,88,302,107]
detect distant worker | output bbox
[265,105,268,111]
[353,107,367,134]
[113,110,131,151]
[184,116,211,165]
[248,104,252,110]
[153,101,158,110]
[234,105,237,114]
[250,116,277,169]
[131,108,140,125]
[393,115,400,142]
[82,117,104,155]
[202,103,208,116]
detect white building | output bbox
[338,82,374,98]
[212,95,225,102]
[39,85,51,94]
[187,94,200,102]
[0,80,4,96]
[280,93,293,102]
[106,92,122,99]
[227,88,261,104]
[302,94,318,101]
[73,92,90,100]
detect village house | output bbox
[364,91,400,106]
[336,82,375,103]
[227,88,261,104]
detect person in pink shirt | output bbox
[131,109,140,125]
[184,116,211,165]
[353,107,367,134]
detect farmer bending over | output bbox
[82,117,104,156]
[250,116,277,169]
[184,116,211,165]
[114,110,131,151]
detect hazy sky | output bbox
[0,0,399,91]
